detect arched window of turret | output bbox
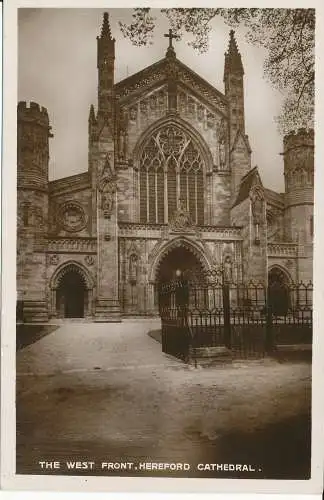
[138,124,205,224]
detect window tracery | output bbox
[138,125,204,224]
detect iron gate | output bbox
[159,272,313,362]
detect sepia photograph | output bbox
[2,2,324,494]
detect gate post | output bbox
[265,301,275,354]
[223,283,231,349]
[175,271,191,362]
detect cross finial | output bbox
[164,28,179,56]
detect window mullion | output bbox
[146,169,149,222]
[186,172,189,211]
[164,168,168,223]
[176,166,180,208]
[195,173,198,224]
[155,170,158,223]
[137,168,140,222]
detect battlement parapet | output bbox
[284,128,314,152]
[17,101,52,130]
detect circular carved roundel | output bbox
[58,202,87,232]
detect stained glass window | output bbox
[139,125,204,224]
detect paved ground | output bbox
[16,320,311,479]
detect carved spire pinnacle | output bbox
[100,12,113,40]
[224,29,244,77]
[88,104,96,123]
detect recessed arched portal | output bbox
[56,270,86,318]
[50,262,93,319]
[157,246,206,284]
[268,266,291,316]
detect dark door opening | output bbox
[268,268,290,316]
[157,246,205,284]
[156,246,206,309]
[57,270,86,318]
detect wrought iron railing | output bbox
[159,273,313,362]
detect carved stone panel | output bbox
[57,202,87,233]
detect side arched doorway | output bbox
[268,267,291,316]
[51,263,93,319]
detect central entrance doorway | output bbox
[157,246,205,284]
[56,268,87,318]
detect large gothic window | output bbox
[138,125,204,224]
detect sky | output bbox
[18,8,285,191]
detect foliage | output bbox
[119,8,315,134]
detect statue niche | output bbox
[98,154,117,219]
[129,254,139,285]
[250,186,264,244]
[217,118,227,170]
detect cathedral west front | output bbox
[17,12,314,322]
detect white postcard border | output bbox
[1,0,324,494]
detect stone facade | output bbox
[17,13,314,322]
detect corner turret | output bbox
[283,128,314,247]
[96,12,115,118]
[17,101,53,322]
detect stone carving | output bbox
[98,154,117,218]
[150,94,157,110]
[49,254,59,265]
[169,199,194,232]
[267,243,298,257]
[250,186,264,244]
[129,106,137,121]
[178,90,218,129]
[197,105,204,122]
[207,112,215,129]
[157,90,166,111]
[115,67,165,99]
[118,109,128,161]
[140,100,148,116]
[219,139,226,169]
[48,238,96,253]
[129,253,138,284]
[179,92,187,113]
[58,202,87,232]
[166,60,178,112]
[187,97,195,116]
[118,222,242,239]
[250,187,264,224]
[85,255,94,266]
[101,191,114,215]
[217,119,227,169]
[223,255,233,283]
[178,68,227,113]
[115,60,226,115]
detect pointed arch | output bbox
[134,116,213,225]
[133,115,214,168]
[148,236,212,283]
[268,265,292,316]
[50,261,94,290]
[49,261,94,319]
[268,265,292,285]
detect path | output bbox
[16,321,311,479]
